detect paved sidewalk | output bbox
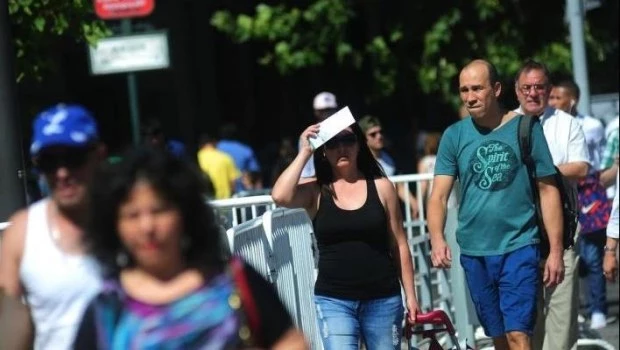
[585,279,619,349]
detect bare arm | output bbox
[417,160,430,201]
[427,175,455,268]
[600,163,618,187]
[272,328,308,350]
[556,161,589,180]
[271,125,320,215]
[537,175,565,287]
[0,210,28,298]
[396,183,419,219]
[377,178,419,322]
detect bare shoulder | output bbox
[1,209,29,257]
[374,177,397,202]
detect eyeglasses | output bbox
[35,147,93,173]
[325,133,357,150]
[368,130,382,138]
[518,84,548,95]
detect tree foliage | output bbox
[9,0,110,82]
[211,0,615,109]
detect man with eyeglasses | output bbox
[0,104,104,349]
[513,60,589,350]
[359,115,419,218]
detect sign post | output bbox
[93,0,156,145]
[0,0,27,220]
[121,19,141,145]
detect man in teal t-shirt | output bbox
[427,59,565,350]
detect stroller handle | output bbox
[414,310,456,334]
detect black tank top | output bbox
[312,178,401,300]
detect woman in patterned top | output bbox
[74,147,307,349]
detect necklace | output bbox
[48,202,62,243]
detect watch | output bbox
[604,245,617,254]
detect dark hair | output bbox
[515,59,551,83]
[314,108,338,121]
[219,123,238,140]
[141,119,164,138]
[313,122,386,196]
[86,147,226,277]
[554,79,581,100]
[198,133,218,148]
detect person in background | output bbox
[603,171,619,282]
[74,147,307,349]
[270,137,298,187]
[141,119,187,158]
[547,79,611,331]
[417,132,442,202]
[600,124,618,189]
[549,79,605,170]
[358,115,419,219]
[0,104,104,349]
[514,61,589,347]
[300,91,340,181]
[217,123,263,192]
[429,59,564,350]
[197,133,240,199]
[272,121,419,350]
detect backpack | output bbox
[518,115,578,257]
[577,172,611,234]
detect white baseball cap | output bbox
[313,92,338,110]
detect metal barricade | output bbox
[225,207,322,350]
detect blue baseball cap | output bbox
[30,104,99,156]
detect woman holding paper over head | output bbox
[272,114,420,350]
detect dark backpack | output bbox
[518,115,578,257]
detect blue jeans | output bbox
[578,229,607,315]
[314,294,403,350]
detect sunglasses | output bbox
[368,130,382,138]
[35,148,93,173]
[325,133,357,150]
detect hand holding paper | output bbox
[308,106,356,150]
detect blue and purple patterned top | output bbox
[73,263,292,349]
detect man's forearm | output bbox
[557,161,589,181]
[427,197,447,242]
[600,164,618,187]
[539,182,564,253]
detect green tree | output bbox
[211,0,615,110]
[9,0,110,82]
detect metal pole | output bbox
[0,0,26,222]
[567,0,591,115]
[121,19,141,145]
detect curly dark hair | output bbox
[86,147,226,278]
[313,121,386,197]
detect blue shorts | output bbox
[460,244,540,337]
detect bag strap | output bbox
[518,115,546,235]
[229,257,262,346]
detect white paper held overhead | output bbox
[308,106,356,150]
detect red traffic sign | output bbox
[94,0,155,20]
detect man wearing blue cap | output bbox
[0,104,104,349]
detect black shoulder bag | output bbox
[517,115,578,257]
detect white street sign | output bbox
[88,32,169,75]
